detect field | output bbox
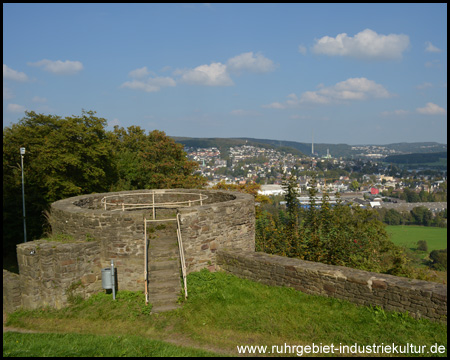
[3,270,447,357]
[386,225,447,252]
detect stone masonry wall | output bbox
[16,240,102,309]
[217,250,447,322]
[178,191,255,273]
[3,270,22,313]
[2,189,255,311]
[49,189,254,288]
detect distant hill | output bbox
[172,137,307,157]
[172,136,447,159]
[384,152,447,164]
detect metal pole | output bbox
[20,148,27,243]
[111,259,116,300]
[144,219,149,305]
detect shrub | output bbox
[416,240,428,252]
[429,248,447,270]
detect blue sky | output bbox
[3,3,447,145]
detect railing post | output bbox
[152,191,155,220]
[144,218,148,305]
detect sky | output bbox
[3,3,447,145]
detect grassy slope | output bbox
[4,270,447,357]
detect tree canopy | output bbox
[3,110,207,257]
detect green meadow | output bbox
[386,225,447,252]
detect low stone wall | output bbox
[217,250,447,322]
[3,270,22,313]
[16,240,102,309]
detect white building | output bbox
[258,184,286,196]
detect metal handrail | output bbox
[176,213,188,299]
[101,191,207,213]
[143,213,187,306]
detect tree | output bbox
[110,126,207,190]
[349,180,360,191]
[410,206,433,226]
[383,209,404,225]
[3,110,116,256]
[3,111,208,260]
[281,173,300,224]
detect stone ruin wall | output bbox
[216,250,447,323]
[6,189,255,310]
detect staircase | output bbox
[147,221,183,313]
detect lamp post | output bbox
[20,147,27,243]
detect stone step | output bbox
[148,279,181,292]
[146,222,183,314]
[151,302,181,314]
[149,291,180,304]
[149,260,180,272]
[149,250,179,259]
[148,271,180,284]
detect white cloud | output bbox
[381,109,410,117]
[425,41,442,53]
[3,64,29,81]
[425,60,441,69]
[32,96,47,103]
[262,102,286,109]
[416,102,446,115]
[28,59,83,75]
[128,66,150,79]
[230,109,261,116]
[3,83,13,100]
[416,82,433,90]
[312,28,410,60]
[7,103,27,113]
[121,76,176,92]
[302,77,391,104]
[263,78,392,109]
[227,52,276,74]
[298,45,307,55]
[180,62,233,86]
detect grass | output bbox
[3,332,221,357]
[386,225,447,252]
[386,225,447,283]
[4,270,447,357]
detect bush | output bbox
[416,240,428,252]
[429,248,447,270]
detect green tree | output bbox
[282,173,300,226]
[3,111,208,261]
[410,206,433,226]
[3,110,116,255]
[110,126,207,190]
[383,209,404,225]
[349,180,360,191]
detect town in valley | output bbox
[179,138,447,214]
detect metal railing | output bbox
[144,211,188,306]
[176,213,188,299]
[101,191,207,219]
